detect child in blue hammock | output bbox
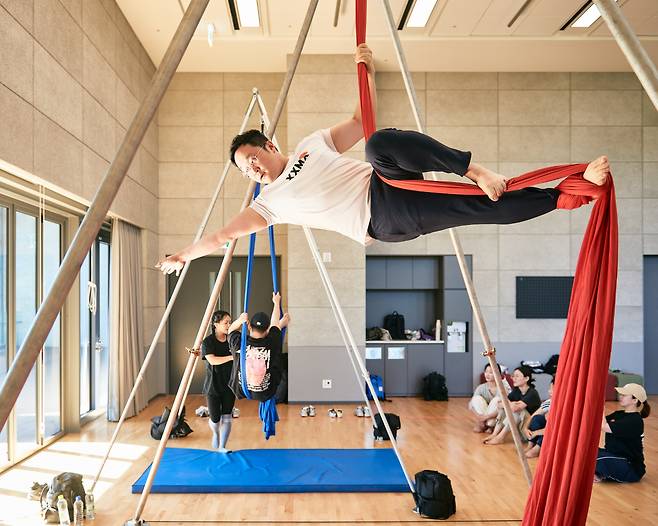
[227,292,290,402]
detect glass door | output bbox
[80,232,111,416]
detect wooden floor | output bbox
[0,395,655,525]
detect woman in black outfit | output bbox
[201,310,235,452]
[596,383,650,483]
[484,365,541,445]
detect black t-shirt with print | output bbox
[605,410,645,476]
[200,334,233,397]
[228,326,282,402]
[508,386,541,415]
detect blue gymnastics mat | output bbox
[132,447,409,493]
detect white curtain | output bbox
[108,219,147,421]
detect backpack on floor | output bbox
[422,372,449,401]
[373,412,401,440]
[544,354,559,375]
[150,405,193,440]
[40,472,86,524]
[414,470,456,519]
[383,311,406,340]
[366,374,385,401]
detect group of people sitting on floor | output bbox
[469,363,650,483]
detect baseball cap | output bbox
[615,383,647,403]
[250,312,270,330]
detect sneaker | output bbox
[232,407,240,418]
[362,406,371,417]
[335,409,343,418]
[195,405,209,417]
[354,406,364,417]
[27,482,48,501]
[300,406,310,417]
[308,405,316,417]
[328,408,338,418]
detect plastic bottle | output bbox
[84,492,95,519]
[73,495,84,525]
[56,495,70,526]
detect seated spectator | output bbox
[524,377,554,458]
[484,365,541,445]
[595,383,650,483]
[469,363,511,433]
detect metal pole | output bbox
[594,0,658,112]
[302,226,416,494]
[128,4,318,523]
[90,92,259,493]
[382,0,532,486]
[256,94,376,426]
[0,0,211,432]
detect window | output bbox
[0,197,66,468]
[80,232,111,416]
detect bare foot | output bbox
[467,163,508,201]
[525,445,541,458]
[584,156,609,186]
[483,435,505,445]
[473,423,486,433]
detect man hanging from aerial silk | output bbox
[157,43,609,273]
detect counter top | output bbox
[366,340,444,345]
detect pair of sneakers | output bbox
[328,408,343,418]
[354,405,371,417]
[300,405,316,417]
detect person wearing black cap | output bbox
[227,292,290,401]
[595,383,651,483]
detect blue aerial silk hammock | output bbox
[239,183,285,439]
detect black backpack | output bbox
[373,413,401,440]
[40,472,86,524]
[544,354,559,375]
[414,470,456,519]
[423,372,449,401]
[150,405,193,440]
[383,311,405,340]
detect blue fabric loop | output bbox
[240,183,284,439]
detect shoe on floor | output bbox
[328,408,338,418]
[232,407,240,418]
[308,405,316,417]
[354,406,364,417]
[335,409,343,418]
[300,406,310,417]
[362,406,371,417]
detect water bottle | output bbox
[56,495,70,526]
[84,493,95,519]
[74,495,84,525]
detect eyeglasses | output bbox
[237,146,265,177]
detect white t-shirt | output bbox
[250,129,373,244]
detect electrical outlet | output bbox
[322,378,332,389]
[322,252,332,263]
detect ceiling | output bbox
[116,0,658,72]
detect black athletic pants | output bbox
[366,128,560,242]
[207,391,235,422]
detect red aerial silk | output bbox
[355,1,618,525]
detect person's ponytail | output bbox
[640,400,651,419]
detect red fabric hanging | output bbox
[355,1,618,524]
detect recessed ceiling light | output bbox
[407,0,438,28]
[207,23,215,47]
[570,0,618,29]
[236,0,260,28]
